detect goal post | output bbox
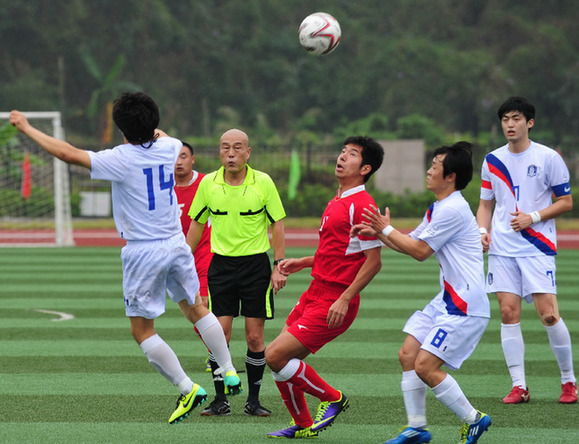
[0,111,74,246]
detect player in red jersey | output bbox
[265,136,384,439]
[174,141,213,372]
[174,141,212,306]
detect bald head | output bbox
[220,128,249,147]
[219,128,251,179]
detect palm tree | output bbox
[80,49,140,143]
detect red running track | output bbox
[2,228,579,249]
[73,228,579,249]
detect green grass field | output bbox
[0,247,577,443]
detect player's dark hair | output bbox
[497,96,535,123]
[112,92,160,147]
[181,141,194,155]
[432,141,473,191]
[343,136,384,183]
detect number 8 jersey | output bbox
[88,136,182,240]
[480,141,571,257]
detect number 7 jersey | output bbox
[480,141,571,257]
[87,136,182,241]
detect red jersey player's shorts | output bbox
[197,272,209,298]
[286,279,360,353]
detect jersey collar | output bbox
[214,164,256,185]
[187,170,199,186]
[338,184,366,199]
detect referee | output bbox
[187,128,286,417]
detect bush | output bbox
[0,187,55,217]
[281,183,335,218]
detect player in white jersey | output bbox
[477,96,577,404]
[353,142,491,444]
[9,92,242,424]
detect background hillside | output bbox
[1,1,578,218]
[2,1,578,149]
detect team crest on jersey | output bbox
[527,165,538,177]
[487,272,493,286]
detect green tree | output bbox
[80,50,140,143]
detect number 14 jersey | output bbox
[88,136,182,241]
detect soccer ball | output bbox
[298,12,341,55]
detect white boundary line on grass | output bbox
[34,309,75,322]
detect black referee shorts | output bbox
[207,252,274,319]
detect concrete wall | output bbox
[374,139,426,194]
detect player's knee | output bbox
[130,329,140,343]
[413,361,431,382]
[246,334,264,352]
[540,312,558,326]
[398,346,415,368]
[264,346,282,371]
[500,306,520,324]
[264,347,274,365]
[131,327,154,345]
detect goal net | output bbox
[0,112,74,246]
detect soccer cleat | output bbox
[224,370,243,395]
[458,412,491,444]
[168,383,207,424]
[245,400,272,417]
[384,426,432,443]
[200,397,231,416]
[502,386,530,404]
[559,382,578,404]
[205,355,212,373]
[310,391,349,433]
[267,420,319,439]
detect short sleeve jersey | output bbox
[188,165,286,257]
[312,185,382,287]
[410,191,490,318]
[174,171,212,274]
[87,137,182,241]
[480,141,571,257]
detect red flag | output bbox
[21,152,31,200]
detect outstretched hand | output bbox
[278,258,303,276]
[9,111,31,133]
[350,223,376,237]
[364,205,390,232]
[351,205,391,238]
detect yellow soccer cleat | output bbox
[168,383,207,424]
[224,370,243,396]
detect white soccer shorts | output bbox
[121,234,200,318]
[487,254,557,303]
[403,303,489,371]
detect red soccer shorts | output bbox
[286,279,360,353]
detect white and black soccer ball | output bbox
[298,12,341,56]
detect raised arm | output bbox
[10,110,91,169]
[354,204,433,261]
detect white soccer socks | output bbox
[140,333,193,395]
[195,312,235,375]
[501,322,526,388]
[545,318,576,384]
[432,374,477,424]
[401,370,428,428]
